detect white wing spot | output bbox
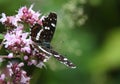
[63,58,68,61]
[54,55,60,57]
[51,23,55,27]
[63,62,68,64]
[45,27,50,30]
[50,18,52,21]
[45,27,47,29]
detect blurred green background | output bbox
[0,0,120,84]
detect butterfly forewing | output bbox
[40,12,57,43]
[31,13,57,44]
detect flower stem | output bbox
[0,55,20,59]
[0,39,5,50]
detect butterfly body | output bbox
[31,12,76,68]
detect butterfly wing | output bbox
[31,12,76,68]
[31,12,57,48]
[40,12,57,43]
[30,23,42,43]
[50,49,76,68]
[37,45,76,68]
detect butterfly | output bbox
[31,12,76,68]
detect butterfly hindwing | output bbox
[31,24,42,43]
[37,46,76,68]
[50,49,76,68]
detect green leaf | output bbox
[0,34,4,39]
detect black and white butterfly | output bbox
[31,12,76,68]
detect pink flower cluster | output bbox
[0,62,30,84]
[0,5,49,66]
[4,27,32,54]
[0,4,42,27]
[0,74,6,84]
[23,44,49,68]
[0,13,20,27]
[0,5,50,83]
[7,62,30,84]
